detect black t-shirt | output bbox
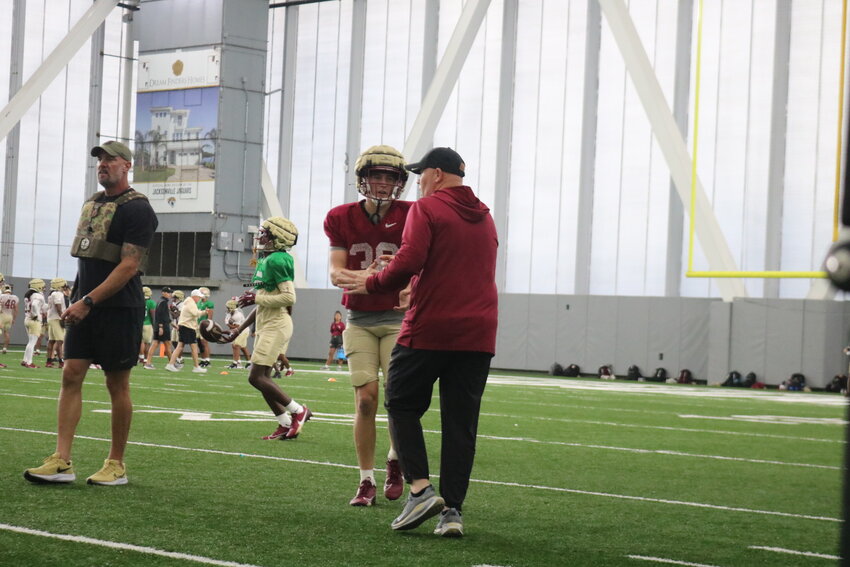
[71,190,158,308]
[154,298,171,327]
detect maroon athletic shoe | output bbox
[283,406,312,440]
[384,459,403,501]
[349,479,377,506]
[262,424,290,440]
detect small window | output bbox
[145,232,211,278]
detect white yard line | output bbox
[1,426,839,523]
[748,545,841,560]
[626,555,722,567]
[0,523,266,567]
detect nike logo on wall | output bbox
[385,222,397,228]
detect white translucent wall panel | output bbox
[0,0,12,230]
[781,1,844,298]
[284,3,352,288]
[590,0,677,296]
[264,8,286,179]
[361,0,425,152]
[15,0,97,280]
[506,0,585,294]
[432,0,502,210]
[682,1,776,298]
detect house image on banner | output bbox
[147,106,207,167]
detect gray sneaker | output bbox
[433,507,463,537]
[391,484,445,531]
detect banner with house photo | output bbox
[133,47,220,214]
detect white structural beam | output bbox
[598,0,748,301]
[0,0,119,143]
[261,158,307,288]
[402,0,492,164]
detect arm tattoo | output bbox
[120,243,146,267]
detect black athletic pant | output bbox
[384,344,491,511]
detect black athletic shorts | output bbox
[64,306,144,371]
[178,325,197,345]
[154,325,169,341]
[330,335,343,349]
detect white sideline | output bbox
[748,545,841,560]
[626,555,721,567]
[0,523,265,567]
[1,426,840,523]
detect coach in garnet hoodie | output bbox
[337,147,498,537]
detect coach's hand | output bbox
[61,298,92,326]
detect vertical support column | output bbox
[664,0,694,297]
[344,0,366,205]
[85,22,106,196]
[764,1,791,298]
[493,0,517,290]
[119,5,136,143]
[421,0,439,101]
[276,4,299,216]
[574,0,602,295]
[1,0,25,274]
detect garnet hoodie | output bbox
[366,185,498,354]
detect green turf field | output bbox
[0,354,845,566]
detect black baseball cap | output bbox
[161,286,173,293]
[405,147,465,177]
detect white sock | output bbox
[285,400,303,415]
[387,448,398,461]
[360,469,375,483]
[276,413,292,427]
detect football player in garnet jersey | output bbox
[323,145,410,507]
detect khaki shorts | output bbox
[0,313,12,332]
[343,323,400,387]
[142,324,153,344]
[24,319,41,336]
[251,315,292,367]
[232,328,250,348]
[48,319,65,341]
[171,327,179,343]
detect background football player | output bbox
[139,286,156,363]
[323,145,411,507]
[46,278,69,368]
[224,298,250,369]
[197,287,214,367]
[0,284,18,354]
[224,216,310,441]
[22,279,46,368]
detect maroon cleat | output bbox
[349,479,377,506]
[285,369,294,377]
[21,361,38,368]
[384,459,404,500]
[262,424,290,440]
[283,406,312,440]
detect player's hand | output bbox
[219,330,238,344]
[394,287,411,312]
[336,269,370,295]
[237,291,256,307]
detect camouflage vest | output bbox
[70,189,149,265]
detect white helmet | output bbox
[355,145,408,203]
[29,278,45,292]
[199,287,211,298]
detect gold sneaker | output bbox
[24,453,76,484]
[86,459,128,486]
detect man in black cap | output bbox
[24,140,158,487]
[336,147,498,538]
[144,287,174,369]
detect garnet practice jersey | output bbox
[324,200,412,312]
